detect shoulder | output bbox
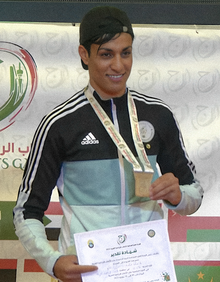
[129,89,172,113]
[42,89,88,125]
[129,89,179,133]
[34,89,88,139]
[50,89,88,117]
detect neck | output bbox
[88,84,126,100]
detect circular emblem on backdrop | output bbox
[0,42,38,131]
[138,121,155,142]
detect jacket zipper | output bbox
[111,99,126,226]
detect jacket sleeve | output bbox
[14,215,62,277]
[164,180,204,215]
[13,112,65,277]
[156,106,204,215]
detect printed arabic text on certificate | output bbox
[74,219,177,282]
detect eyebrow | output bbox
[98,46,132,52]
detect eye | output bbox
[122,50,132,57]
[100,52,112,58]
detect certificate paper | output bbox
[74,219,177,282]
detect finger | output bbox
[150,182,176,200]
[72,264,98,274]
[150,181,165,198]
[55,265,98,282]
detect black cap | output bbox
[79,6,134,46]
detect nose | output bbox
[111,55,123,72]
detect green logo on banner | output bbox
[0,42,38,131]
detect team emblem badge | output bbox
[138,121,155,142]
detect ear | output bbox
[78,45,89,66]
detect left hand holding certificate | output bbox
[74,219,177,282]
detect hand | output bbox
[149,173,181,206]
[53,255,98,282]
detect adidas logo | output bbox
[81,132,99,145]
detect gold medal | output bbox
[134,171,153,197]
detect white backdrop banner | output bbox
[0,22,220,282]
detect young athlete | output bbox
[13,6,203,282]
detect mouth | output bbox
[107,74,124,81]
[108,74,123,78]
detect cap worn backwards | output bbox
[79,6,134,45]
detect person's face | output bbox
[79,33,133,99]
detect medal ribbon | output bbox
[84,86,154,174]
[127,91,154,173]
